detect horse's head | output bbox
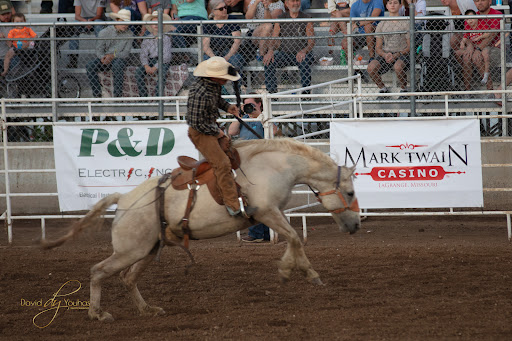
[313,165,360,234]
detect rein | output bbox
[308,166,360,214]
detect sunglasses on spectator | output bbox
[215,5,228,11]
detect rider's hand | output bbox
[227,104,239,117]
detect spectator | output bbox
[147,0,171,14]
[367,0,410,98]
[460,0,501,91]
[440,0,477,63]
[458,9,492,86]
[228,95,279,242]
[203,0,245,93]
[2,13,37,77]
[245,0,285,60]
[326,0,353,57]
[170,0,208,48]
[0,1,14,76]
[342,0,384,61]
[86,9,133,98]
[68,0,107,68]
[136,12,173,97]
[110,0,149,36]
[263,0,315,95]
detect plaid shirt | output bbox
[186,77,231,136]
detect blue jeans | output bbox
[86,58,127,97]
[173,16,205,49]
[135,58,171,97]
[264,51,313,93]
[69,20,103,51]
[248,223,270,240]
[204,53,245,92]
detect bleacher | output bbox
[17,4,512,97]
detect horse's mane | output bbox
[234,138,336,167]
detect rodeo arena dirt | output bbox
[2,2,512,341]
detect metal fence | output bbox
[0,13,512,143]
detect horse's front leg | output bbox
[259,209,322,285]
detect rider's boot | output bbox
[226,197,257,218]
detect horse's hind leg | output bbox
[89,252,148,321]
[119,243,165,317]
[260,209,321,285]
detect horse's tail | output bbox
[41,193,122,250]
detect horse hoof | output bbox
[142,305,166,317]
[310,277,325,286]
[278,273,289,284]
[89,311,114,322]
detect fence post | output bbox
[409,3,416,117]
[499,18,506,136]
[197,23,203,63]
[157,9,164,120]
[50,25,58,121]
[1,99,12,244]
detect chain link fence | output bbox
[0,14,511,142]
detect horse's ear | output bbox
[339,165,356,180]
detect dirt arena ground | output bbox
[1,216,512,341]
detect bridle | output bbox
[308,166,360,214]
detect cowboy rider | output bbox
[186,56,257,218]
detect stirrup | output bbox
[226,198,257,218]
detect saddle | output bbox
[170,147,241,205]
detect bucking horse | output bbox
[42,138,360,321]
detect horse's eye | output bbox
[347,191,354,198]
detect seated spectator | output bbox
[245,0,285,60]
[86,10,133,98]
[136,12,172,97]
[367,0,410,98]
[203,0,245,93]
[342,0,384,61]
[326,0,354,58]
[458,9,492,86]
[0,1,14,76]
[2,13,37,77]
[263,0,315,95]
[110,0,148,36]
[440,0,477,65]
[146,0,171,14]
[460,0,501,92]
[68,0,107,68]
[170,0,208,48]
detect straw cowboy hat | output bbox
[142,13,173,34]
[110,9,131,22]
[194,57,240,81]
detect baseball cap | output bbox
[0,0,13,15]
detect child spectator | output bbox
[459,9,492,84]
[136,12,173,97]
[2,13,36,77]
[367,0,410,98]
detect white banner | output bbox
[330,119,483,208]
[53,123,197,211]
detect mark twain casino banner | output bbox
[330,119,483,208]
[54,123,197,211]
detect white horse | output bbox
[43,138,360,321]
